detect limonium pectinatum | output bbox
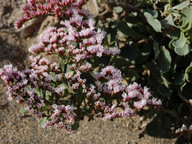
[0,0,161,133]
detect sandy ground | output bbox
[0,0,179,143]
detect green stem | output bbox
[175,85,189,103]
[64,64,67,73]
[169,0,173,7]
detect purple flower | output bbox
[0,0,162,132]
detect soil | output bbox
[0,0,179,144]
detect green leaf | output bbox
[125,13,140,24]
[172,1,190,10]
[153,40,160,60]
[174,72,185,85]
[162,116,173,129]
[144,12,162,32]
[117,21,147,38]
[45,90,53,102]
[173,32,190,56]
[40,105,50,112]
[167,28,180,39]
[147,62,163,83]
[112,56,132,68]
[163,109,177,117]
[177,104,183,115]
[168,39,175,49]
[66,64,74,73]
[181,7,192,27]
[158,84,173,97]
[20,107,28,113]
[127,69,140,82]
[173,32,186,48]
[71,121,80,130]
[143,9,158,18]
[107,21,118,43]
[50,72,57,82]
[161,74,171,88]
[35,88,43,97]
[157,46,172,73]
[175,43,191,56]
[180,82,186,92]
[38,117,47,127]
[136,46,151,64]
[146,116,161,137]
[120,42,137,60]
[168,9,180,15]
[185,64,192,83]
[140,0,153,6]
[70,41,78,47]
[158,0,169,2]
[58,83,67,89]
[161,14,176,28]
[113,6,123,13]
[182,83,192,98]
[132,23,149,34]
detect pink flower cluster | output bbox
[46,104,75,131]
[171,124,192,137]
[94,66,161,120]
[175,124,192,134]
[0,0,161,132]
[28,7,120,62]
[15,0,87,29]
